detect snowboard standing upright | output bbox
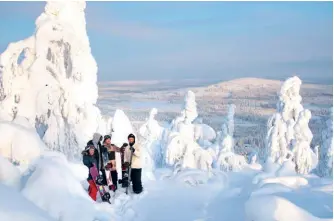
[90,163,111,203]
[120,148,128,188]
[125,150,134,195]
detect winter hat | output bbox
[103,135,111,143]
[85,144,95,152]
[93,132,102,144]
[128,134,135,139]
[128,133,135,145]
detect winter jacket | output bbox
[124,143,141,169]
[105,143,125,171]
[87,133,107,171]
[82,151,98,181]
[107,150,117,171]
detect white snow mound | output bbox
[0,183,55,221]
[111,109,134,147]
[21,152,110,221]
[0,120,43,169]
[245,195,330,221]
[258,176,308,189]
[0,155,21,189]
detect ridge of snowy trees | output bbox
[138,90,246,175]
[138,76,331,176]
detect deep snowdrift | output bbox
[0,184,55,221]
[0,118,44,171]
[1,150,117,221]
[0,155,21,190]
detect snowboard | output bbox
[125,148,134,195]
[120,147,129,188]
[90,164,111,204]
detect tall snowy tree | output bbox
[265,76,304,165]
[139,108,163,178]
[165,90,214,172]
[317,108,333,177]
[0,2,107,159]
[227,104,236,137]
[215,103,246,172]
[183,90,198,123]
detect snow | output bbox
[0,119,43,171]
[0,1,107,159]
[163,90,215,172]
[111,109,134,176]
[183,90,198,123]
[139,108,163,180]
[245,195,328,221]
[0,155,21,189]
[292,109,316,174]
[318,107,333,177]
[0,1,332,221]
[215,104,247,172]
[21,151,114,221]
[0,184,55,221]
[265,76,318,175]
[0,123,332,221]
[111,109,134,147]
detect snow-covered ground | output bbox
[2,156,331,221]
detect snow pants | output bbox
[88,180,98,201]
[110,170,118,191]
[131,168,143,194]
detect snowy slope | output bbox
[0,184,55,221]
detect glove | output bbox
[105,163,112,170]
[130,146,135,153]
[123,162,130,167]
[121,143,128,148]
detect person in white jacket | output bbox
[124,133,143,194]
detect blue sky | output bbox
[0,1,332,83]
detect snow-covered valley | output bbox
[0,1,332,221]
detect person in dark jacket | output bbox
[82,144,99,201]
[87,132,108,186]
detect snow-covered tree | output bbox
[165,91,213,172]
[215,104,247,171]
[194,120,216,148]
[183,90,198,123]
[266,113,289,164]
[317,107,333,177]
[139,108,164,180]
[265,76,304,165]
[227,104,236,137]
[170,110,185,132]
[292,109,314,174]
[0,2,107,159]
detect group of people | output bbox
[82,132,143,201]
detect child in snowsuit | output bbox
[124,133,143,194]
[82,144,99,201]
